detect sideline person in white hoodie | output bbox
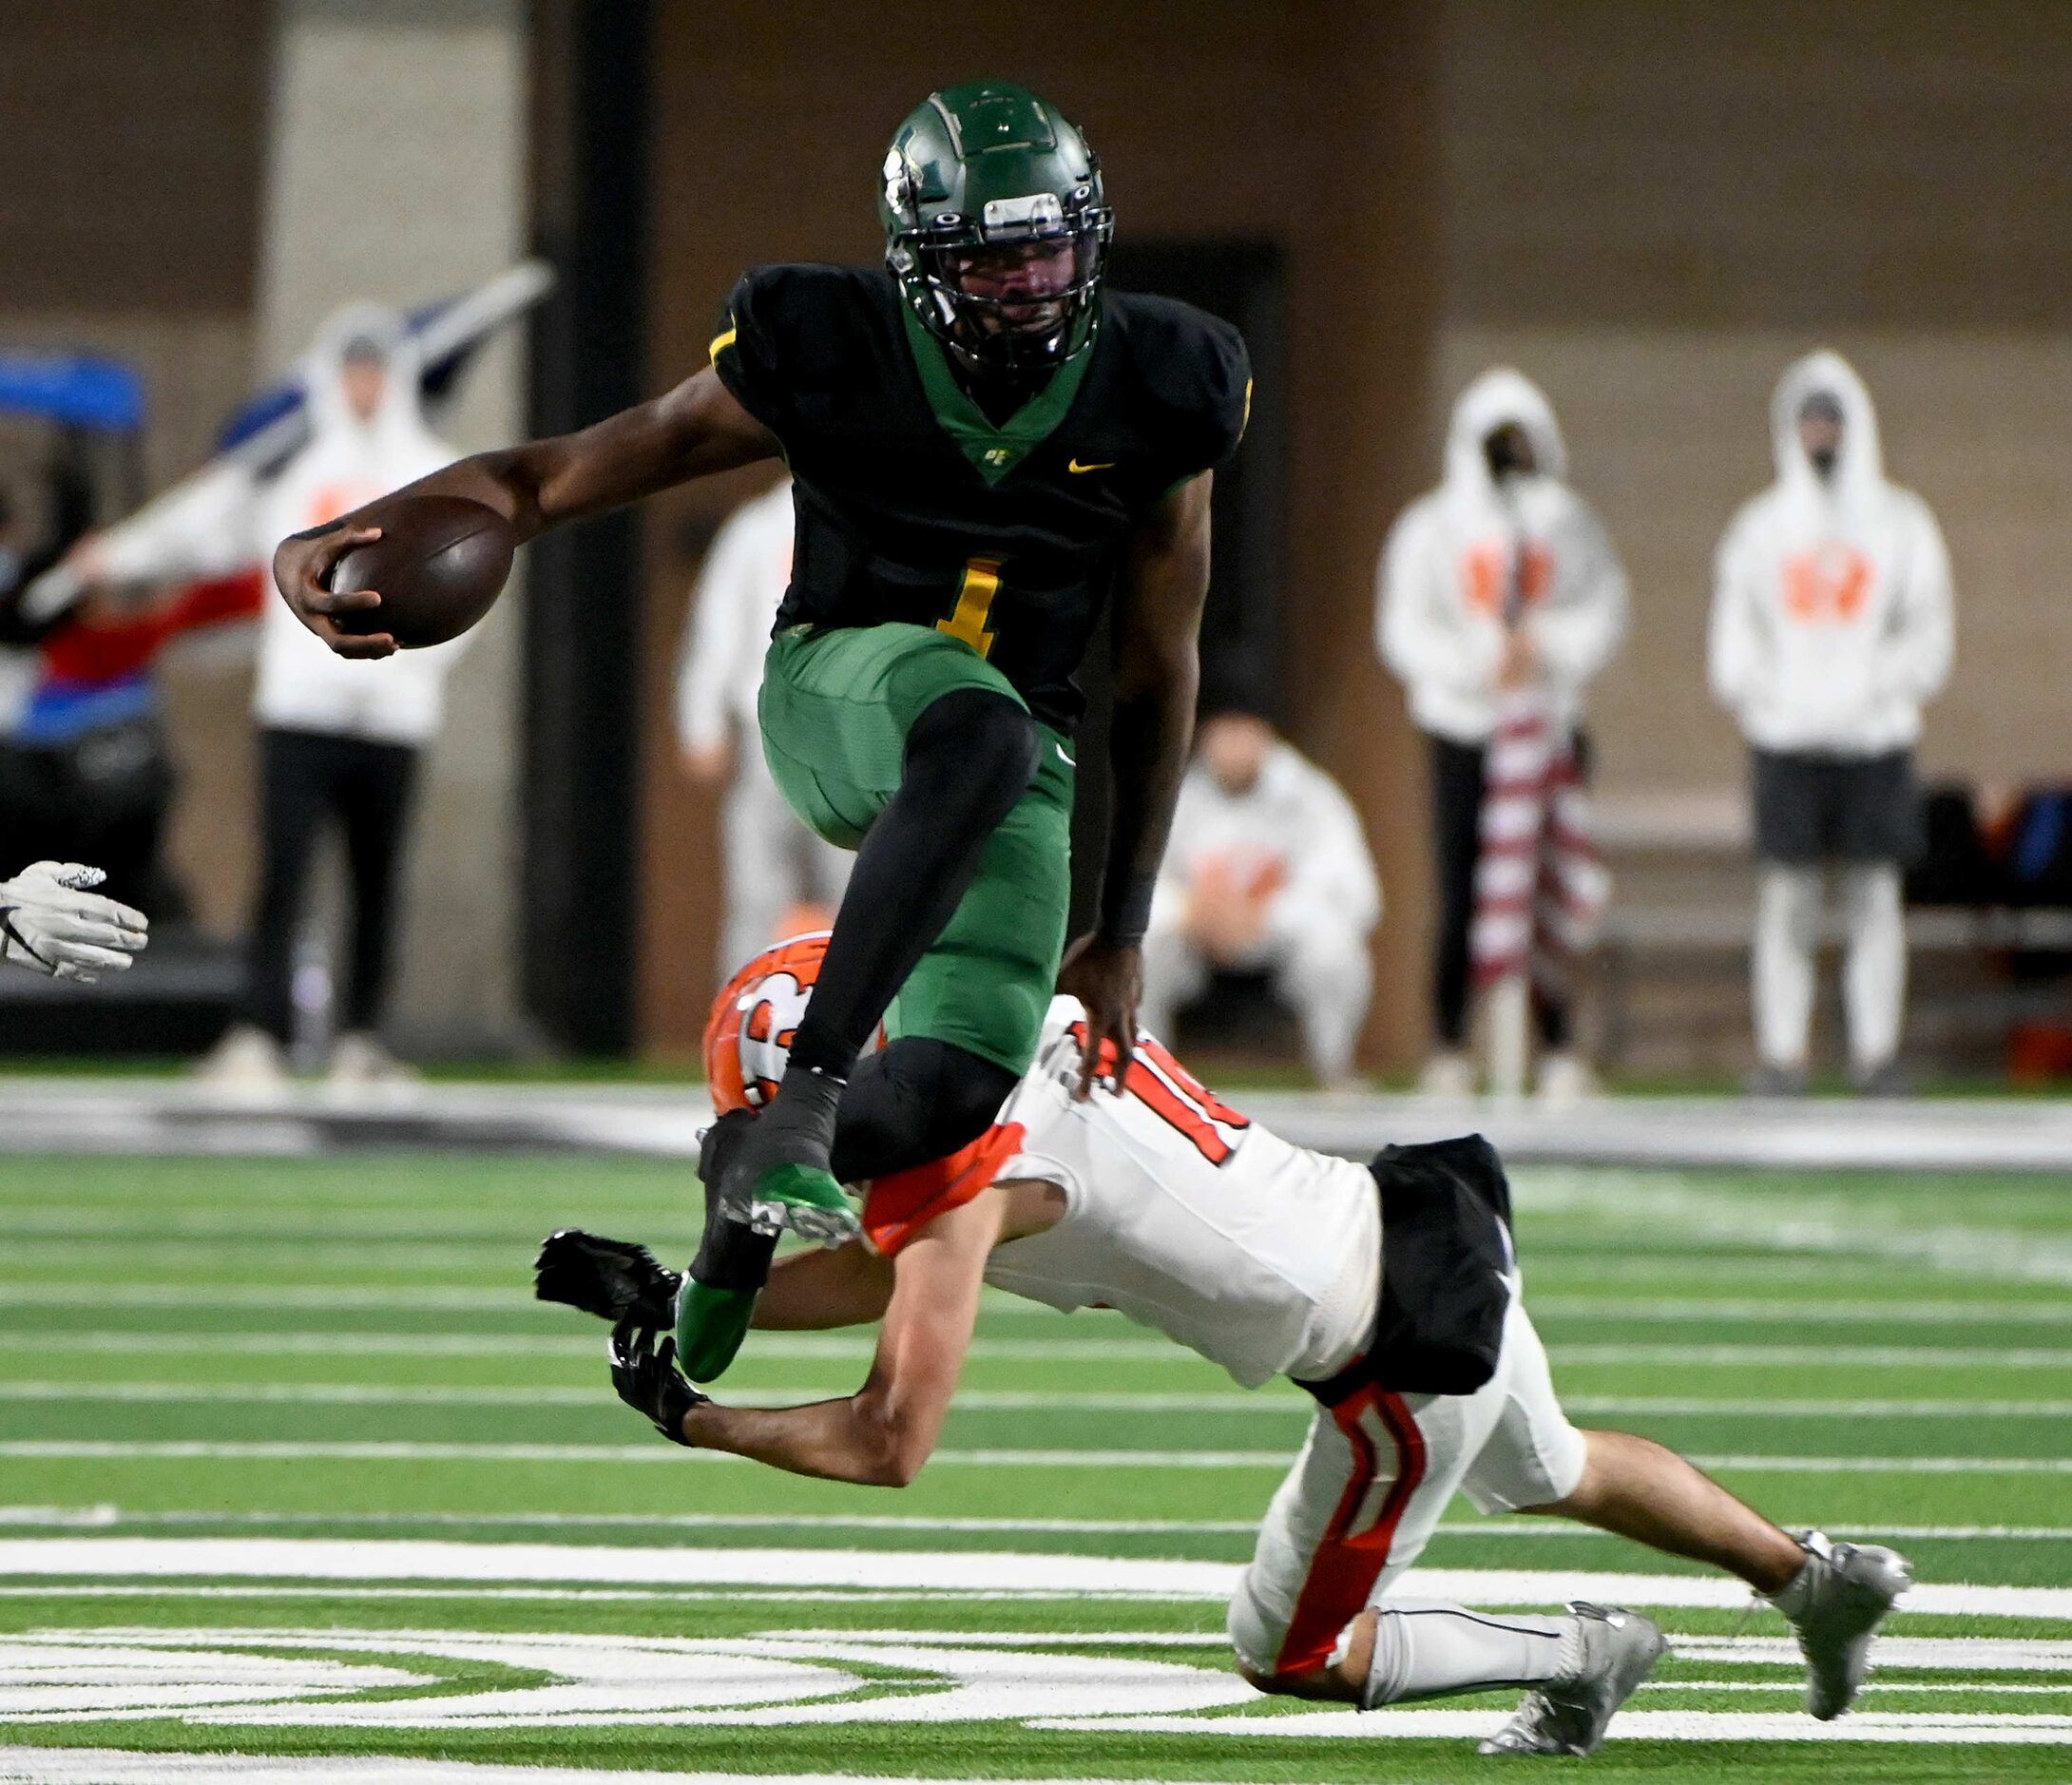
[1710,352,1952,1095]
[1377,369,1627,1098]
[1140,710,1381,1086]
[85,303,470,1085]
[674,477,850,980]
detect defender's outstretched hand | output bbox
[272,521,397,659]
[608,1318,707,1446]
[533,1229,681,1328]
[0,863,148,983]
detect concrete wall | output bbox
[1432,0,2072,802]
[258,0,529,1051]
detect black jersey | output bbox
[711,264,1250,732]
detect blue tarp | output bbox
[0,354,144,431]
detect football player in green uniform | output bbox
[274,82,1250,1374]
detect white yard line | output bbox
[1555,1343,2072,1368]
[6,1382,2068,1419]
[1530,1297,2072,1325]
[9,1281,2067,1322]
[0,1754,1249,1784]
[11,1507,2072,1543]
[1516,1164,2072,1287]
[0,1333,1192,1363]
[0,1383,1297,1413]
[5,1439,2072,1473]
[0,1442,1291,1466]
[1562,1396,2072,1417]
[0,1284,526,1311]
[8,1329,2072,1368]
[1044,1710,2072,1743]
[0,1543,2067,1621]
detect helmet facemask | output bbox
[888,178,1114,381]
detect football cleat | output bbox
[1478,1603,1667,1757]
[740,1160,860,1247]
[1777,1530,1912,1719]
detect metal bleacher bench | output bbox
[1592,791,2072,1072]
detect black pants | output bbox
[1427,731,1572,1052]
[245,727,419,1042]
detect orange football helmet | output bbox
[703,931,831,1115]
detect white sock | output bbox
[1838,864,1906,1074]
[1753,867,1822,1069]
[1361,1599,1580,1708]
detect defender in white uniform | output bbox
[545,976,1910,1757]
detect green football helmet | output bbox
[878,80,1114,378]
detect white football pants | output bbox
[1226,1294,1588,1681]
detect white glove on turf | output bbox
[0,862,149,983]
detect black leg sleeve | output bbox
[1429,734,1487,1048]
[786,687,1040,1079]
[829,1036,1021,1183]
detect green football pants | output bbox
[757,622,1075,1075]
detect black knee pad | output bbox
[830,1037,1021,1183]
[906,688,1042,803]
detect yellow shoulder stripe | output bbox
[1238,376,1253,443]
[708,323,738,362]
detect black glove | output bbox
[534,1228,681,1327]
[608,1317,707,1445]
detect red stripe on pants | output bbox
[1273,1387,1429,1678]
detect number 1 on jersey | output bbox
[938,556,1002,658]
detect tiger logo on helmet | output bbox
[703,931,831,1115]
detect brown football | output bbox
[328,493,515,648]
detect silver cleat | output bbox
[1780,1530,1912,1719]
[1478,1602,1667,1757]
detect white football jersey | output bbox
[980,999,1381,1388]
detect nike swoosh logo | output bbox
[1066,458,1115,473]
[1055,744,1077,768]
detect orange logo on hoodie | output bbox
[1461,539,1552,615]
[1781,545,1871,623]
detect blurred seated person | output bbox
[1141,709,1381,1087]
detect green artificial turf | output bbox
[3,1149,2071,1780]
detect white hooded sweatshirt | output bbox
[1148,739,1381,957]
[674,478,795,754]
[1709,351,1952,756]
[99,303,468,747]
[1377,368,1628,745]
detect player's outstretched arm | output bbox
[273,367,779,655]
[1060,471,1214,1095]
[655,1193,1003,1485]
